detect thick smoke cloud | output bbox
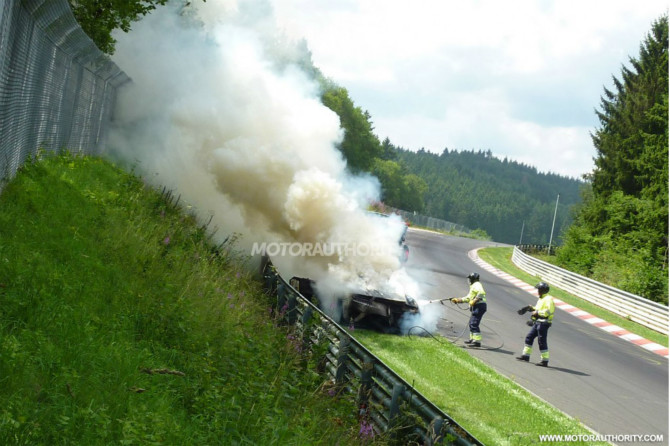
[107,0,437,330]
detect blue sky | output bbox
[270,0,668,178]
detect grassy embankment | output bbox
[352,330,607,446]
[0,153,370,445]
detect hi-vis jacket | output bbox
[531,293,555,323]
[462,282,486,305]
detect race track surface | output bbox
[405,229,668,445]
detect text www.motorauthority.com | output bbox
[539,434,664,443]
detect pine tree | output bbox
[559,15,668,303]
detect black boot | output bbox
[536,360,549,367]
[464,339,474,345]
[515,355,530,362]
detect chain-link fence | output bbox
[0,0,129,183]
[388,206,472,235]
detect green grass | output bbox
[478,247,668,347]
[0,153,369,445]
[352,330,607,446]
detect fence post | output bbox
[300,306,313,352]
[388,382,405,433]
[335,332,350,385]
[277,281,288,321]
[287,291,297,325]
[263,266,277,297]
[357,361,374,436]
[357,361,373,405]
[427,417,445,445]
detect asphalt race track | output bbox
[404,228,668,445]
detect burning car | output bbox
[289,276,420,333]
[263,210,417,333]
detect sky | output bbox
[269,0,668,179]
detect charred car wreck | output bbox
[289,276,420,334]
[265,212,416,333]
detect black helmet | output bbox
[467,273,480,284]
[535,282,550,295]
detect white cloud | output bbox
[270,0,668,178]
[373,88,594,178]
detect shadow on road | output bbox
[545,366,590,376]
[473,347,516,355]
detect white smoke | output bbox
[107,0,426,325]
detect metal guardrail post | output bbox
[264,270,277,297]
[335,332,351,385]
[428,417,445,446]
[357,361,374,437]
[388,382,405,438]
[357,361,373,406]
[287,290,298,325]
[301,306,313,324]
[300,306,313,353]
[277,281,289,324]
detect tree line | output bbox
[392,146,582,245]
[556,16,668,303]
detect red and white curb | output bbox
[468,249,669,359]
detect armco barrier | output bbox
[512,246,668,333]
[262,258,483,446]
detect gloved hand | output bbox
[450,298,460,304]
[517,305,532,315]
[526,320,534,326]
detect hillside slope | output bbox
[0,153,360,445]
[395,148,584,244]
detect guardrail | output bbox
[261,258,483,446]
[512,246,668,333]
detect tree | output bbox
[591,16,668,198]
[401,174,428,212]
[69,0,170,55]
[380,137,398,161]
[558,15,668,302]
[370,159,404,205]
[320,86,383,172]
[370,159,427,212]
